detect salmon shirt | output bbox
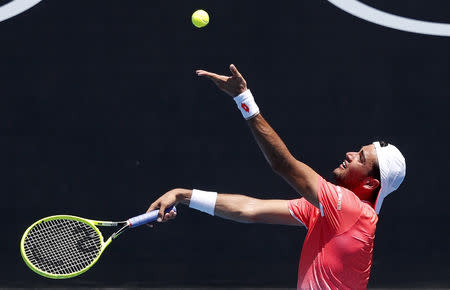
[288,176,378,290]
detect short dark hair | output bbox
[370,141,388,198]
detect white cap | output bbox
[373,141,406,214]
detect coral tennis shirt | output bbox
[288,176,378,290]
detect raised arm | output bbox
[147,188,301,226]
[196,65,320,208]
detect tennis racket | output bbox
[20,206,176,279]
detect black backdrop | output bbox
[1,0,449,288]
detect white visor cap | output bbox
[373,141,406,214]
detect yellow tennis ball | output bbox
[192,9,209,28]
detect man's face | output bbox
[333,144,379,192]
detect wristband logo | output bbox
[327,0,450,37]
[0,0,43,23]
[241,103,250,113]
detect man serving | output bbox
[148,64,406,290]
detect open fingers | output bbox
[229,64,242,78]
[196,69,217,77]
[195,69,219,77]
[196,70,228,82]
[197,69,232,92]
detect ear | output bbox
[362,177,380,191]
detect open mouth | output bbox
[340,160,347,169]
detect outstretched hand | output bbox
[196,64,248,97]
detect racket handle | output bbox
[127,205,176,228]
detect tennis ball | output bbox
[192,9,209,28]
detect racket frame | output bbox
[20,215,125,279]
[20,206,175,279]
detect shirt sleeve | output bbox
[317,176,363,233]
[288,198,316,229]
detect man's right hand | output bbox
[146,188,192,222]
[196,64,248,97]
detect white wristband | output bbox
[189,189,217,216]
[233,89,260,120]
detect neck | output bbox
[339,184,376,204]
[355,189,377,204]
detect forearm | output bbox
[177,189,258,223]
[245,113,319,207]
[176,188,277,223]
[247,114,295,172]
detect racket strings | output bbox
[23,219,102,275]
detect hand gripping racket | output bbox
[20,206,176,279]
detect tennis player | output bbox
[148,64,406,290]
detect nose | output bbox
[346,152,357,162]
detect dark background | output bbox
[1,0,449,288]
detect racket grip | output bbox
[127,205,176,228]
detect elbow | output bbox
[223,207,255,224]
[235,209,256,224]
[240,202,262,224]
[226,204,258,224]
